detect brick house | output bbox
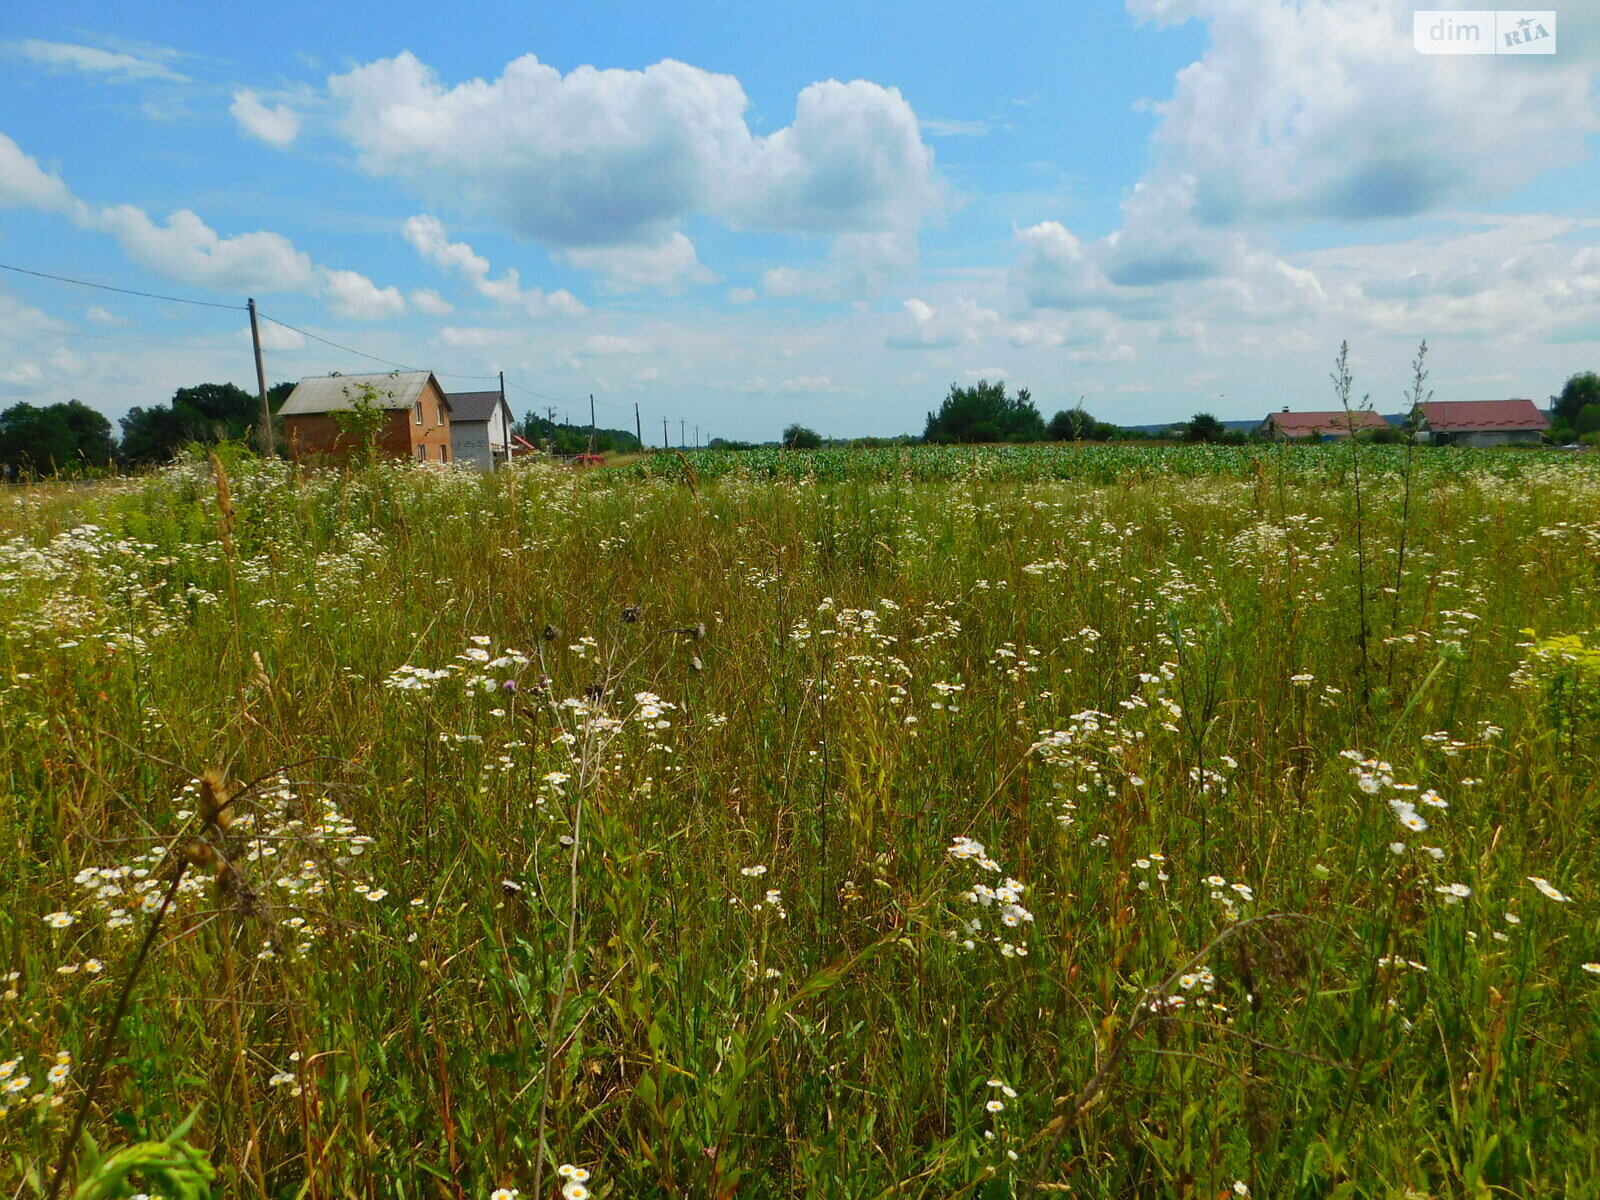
[1411,399,1550,446]
[1258,408,1391,441]
[279,371,454,464]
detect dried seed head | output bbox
[621,605,642,624]
[197,767,236,830]
[542,624,562,642]
[690,656,704,672]
[690,622,706,641]
[179,838,216,869]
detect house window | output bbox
[416,445,426,462]
[414,402,423,425]
[437,405,446,425]
[441,444,449,463]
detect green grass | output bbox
[1,446,1598,1198]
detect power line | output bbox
[0,261,247,312]
[504,378,585,408]
[0,263,597,412]
[255,312,428,373]
[256,312,503,382]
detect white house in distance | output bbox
[445,383,515,469]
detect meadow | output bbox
[1,443,1599,1199]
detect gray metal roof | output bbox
[445,390,507,423]
[279,371,442,416]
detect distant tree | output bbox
[1576,404,1600,437]
[512,411,640,455]
[118,405,189,465]
[782,423,823,450]
[1048,405,1119,442]
[1184,412,1226,443]
[924,380,1045,444]
[268,380,295,411]
[0,400,115,474]
[117,382,272,466]
[1554,372,1600,427]
[1362,423,1406,445]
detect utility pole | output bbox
[680,419,686,449]
[589,393,597,455]
[695,425,700,450]
[634,401,642,450]
[663,417,669,449]
[247,298,273,456]
[499,370,508,459]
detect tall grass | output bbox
[1,446,1598,1197]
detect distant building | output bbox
[1258,408,1390,441]
[279,371,453,464]
[445,383,515,470]
[1411,399,1549,446]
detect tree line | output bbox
[0,382,295,475]
[785,372,1600,449]
[5,371,1597,476]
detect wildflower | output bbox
[364,888,388,902]
[1528,877,1572,903]
[47,1063,70,1085]
[562,1185,589,1200]
[1234,1184,1251,1197]
[0,1058,19,1079]
[44,912,75,929]
[740,864,767,877]
[1389,842,1407,855]
[4,1075,29,1094]
[986,1099,1005,1113]
[268,1071,296,1087]
[491,1190,520,1200]
[1435,883,1471,903]
[1582,963,1600,975]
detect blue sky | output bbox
[1,1,1597,441]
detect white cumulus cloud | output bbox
[90,205,316,292]
[402,214,585,316]
[410,287,454,316]
[560,232,716,292]
[322,268,406,319]
[230,90,301,147]
[1126,0,1599,225]
[329,53,938,248]
[0,133,76,212]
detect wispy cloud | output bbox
[10,38,187,83]
[921,117,989,138]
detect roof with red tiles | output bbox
[1264,409,1390,436]
[1416,399,1549,432]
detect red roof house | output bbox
[1412,399,1549,446]
[1259,408,1391,440]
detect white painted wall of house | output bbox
[453,422,494,469]
[451,403,512,470]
